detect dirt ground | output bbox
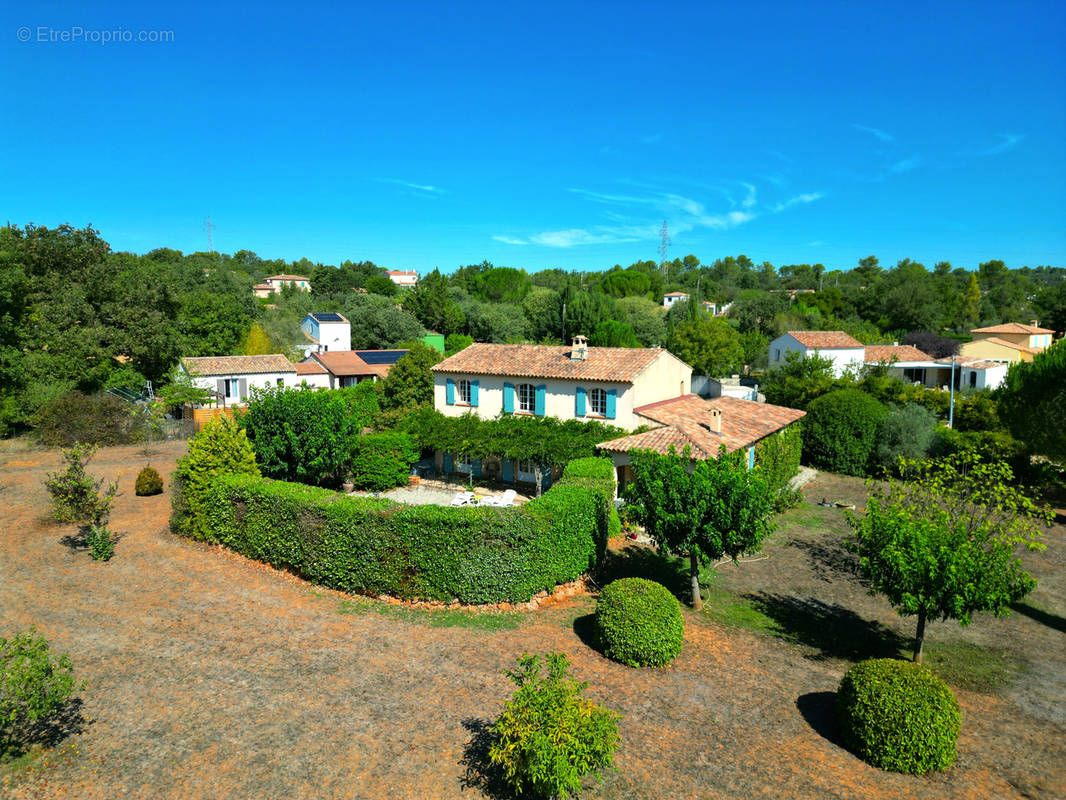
[1,442,1064,800]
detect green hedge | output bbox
[557,458,620,540]
[803,389,889,476]
[836,658,961,774]
[754,424,803,508]
[199,462,612,604]
[349,432,419,491]
[595,578,684,667]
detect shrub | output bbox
[86,525,116,561]
[836,658,960,774]
[30,392,138,447]
[336,381,380,431]
[135,466,163,496]
[43,444,117,525]
[558,458,620,541]
[199,460,611,604]
[349,432,419,491]
[873,403,938,473]
[755,424,803,509]
[595,578,684,667]
[239,386,362,489]
[803,389,888,475]
[0,629,80,755]
[172,416,260,540]
[488,652,619,799]
[953,390,1002,433]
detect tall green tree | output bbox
[997,339,1066,461]
[667,317,744,376]
[381,341,442,409]
[625,446,775,609]
[846,451,1049,661]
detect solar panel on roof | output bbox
[356,350,408,365]
[312,312,344,322]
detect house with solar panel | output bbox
[300,312,351,355]
[301,349,409,388]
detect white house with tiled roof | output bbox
[597,394,806,495]
[768,331,866,377]
[253,274,312,299]
[179,354,298,406]
[662,291,690,309]
[431,337,693,432]
[386,269,419,287]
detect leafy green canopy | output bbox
[1,629,81,755]
[625,445,775,609]
[239,384,377,488]
[488,653,620,800]
[381,341,442,409]
[595,578,684,667]
[803,389,888,476]
[846,450,1049,661]
[836,659,960,774]
[997,338,1066,461]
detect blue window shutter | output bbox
[446,378,455,405]
[575,386,586,417]
[470,379,479,407]
[473,459,482,478]
[535,384,546,416]
[748,446,755,470]
[501,458,514,483]
[605,388,617,419]
[443,452,454,473]
[541,465,552,490]
[503,382,514,413]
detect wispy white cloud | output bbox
[982,134,1025,156]
[497,180,820,248]
[852,123,895,143]
[890,155,922,173]
[773,192,824,213]
[373,178,445,195]
[641,132,664,144]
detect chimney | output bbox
[570,335,588,361]
[708,407,722,434]
[1031,319,1039,327]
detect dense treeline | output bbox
[2,221,1064,435]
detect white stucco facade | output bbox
[768,333,865,378]
[180,368,296,405]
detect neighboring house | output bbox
[952,359,1009,390]
[253,274,312,299]
[431,337,693,432]
[768,331,866,377]
[300,312,352,354]
[863,344,939,386]
[663,291,690,309]
[386,269,419,287]
[179,355,298,406]
[304,349,409,388]
[959,322,1053,363]
[293,360,331,389]
[596,395,805,495]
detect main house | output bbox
[431,337,693,431]
[597,394,806,495]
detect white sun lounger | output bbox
[486,489,517,508]
[450,491,474,507]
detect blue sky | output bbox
[2,0,1065,274]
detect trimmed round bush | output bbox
[836,658,961,774]
[349,431,419,491]
[803,388,888,476]
[595,578,684,667]
[135,466,164,496]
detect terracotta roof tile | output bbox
[787,331,864,349]
[863,345,932,363]
[294,361,327,375]
[267,274,310,281]
[181,355,295,376]
[972,322,1054,334]
[311,350,407,378]
[597,395,805,458]
[431,343,683,383]
[977,336,1040,354]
